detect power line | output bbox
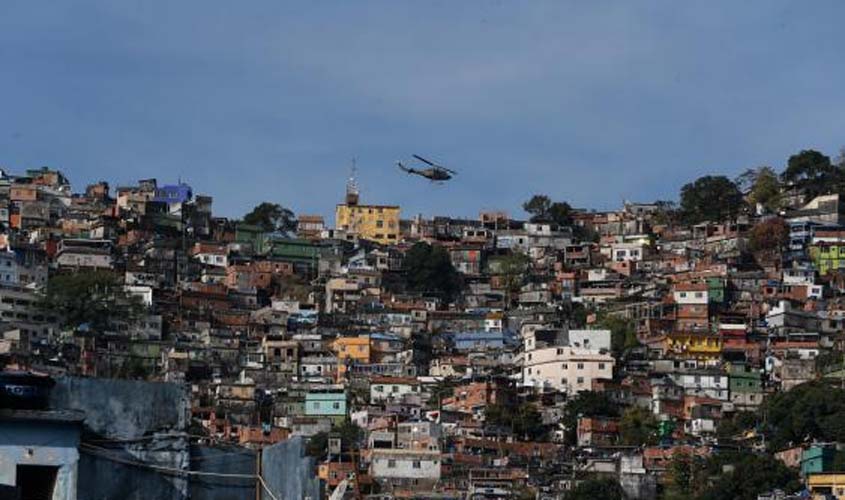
[79,443,280,500]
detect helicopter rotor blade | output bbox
[412,154,437,167]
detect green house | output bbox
[235,223,269,253]
[802,446,836,476]
[810,244,845,276]
[706,277,725,304]
[304,391,347,420]
[728,363,762,394]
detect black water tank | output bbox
[0,371,55,409]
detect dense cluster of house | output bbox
[6,165,845,499]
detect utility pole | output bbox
[255,446,262,500]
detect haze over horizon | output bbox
[2,1,845,221]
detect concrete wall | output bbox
[0,420,80,500]
[50,376,189,440]
[78,446,188,500]
[261,437,322,500]
[190,445,256,500]
[49,377,191,500]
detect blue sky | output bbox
[1,1,844,220]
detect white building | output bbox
[610,242,647,262]
[669,371,729,400]
[673,285,709,305]
[568,329,612,352]
[522,346,614,394]
[370,377,421,403]
[370,449,441,489]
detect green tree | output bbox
[763,381,845,450]
[523,195,574,227]
[744,166,782,212]
[564,478,625,500]
[242,202,297,234]
[696,453,800,500]
[594,314,639,358]
[664,449,697,500]
[305,421,363,461]
[562,391,619,444]
[652,200,679,226]
[815,348,845,373]
[679,175,744,224]
[548,201,574,226]
[715,411,758,440]
[117,356,151,380]
[485,402,545,441]
[493,251,531,307]
[402,242,462,302]
[781,149,838,202]
[619,406,657,446]
[523,194,552,222]
[40,270,144,332]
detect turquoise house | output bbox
[304,391,347,422]
[802,446,836,476]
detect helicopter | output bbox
[397,154,458,182]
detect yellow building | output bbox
[807,472,845,498]
[662,332,723,360]
[335,174,400,245]
[335,203,400,244]
[331,335,371,379]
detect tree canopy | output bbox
[781,149,839,202]
[485,402,545,440]
[402,242,462,302]
[305,421,363,461]
[594,314,639,358]
[748,217,789,254]
[564,478,625,500]
[562,391,619,444]
[695,452,800,500]
[492,251,532,307]
[763,381,845,450]
[523,194,574,226]
[664,450,799,500]
[737,166,782,212]
[40,270,144,332]
[619,406,657,446]
[679,175,744,224]
[242,202,297,234]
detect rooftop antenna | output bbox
[346,158,359,206]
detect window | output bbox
[562,363,568,369]
[577,363,584,370]
[333,402,341,410]
[388,459,396,468]
[598,363,606,370]
[577,377,584,384]
[412,461,421,469]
